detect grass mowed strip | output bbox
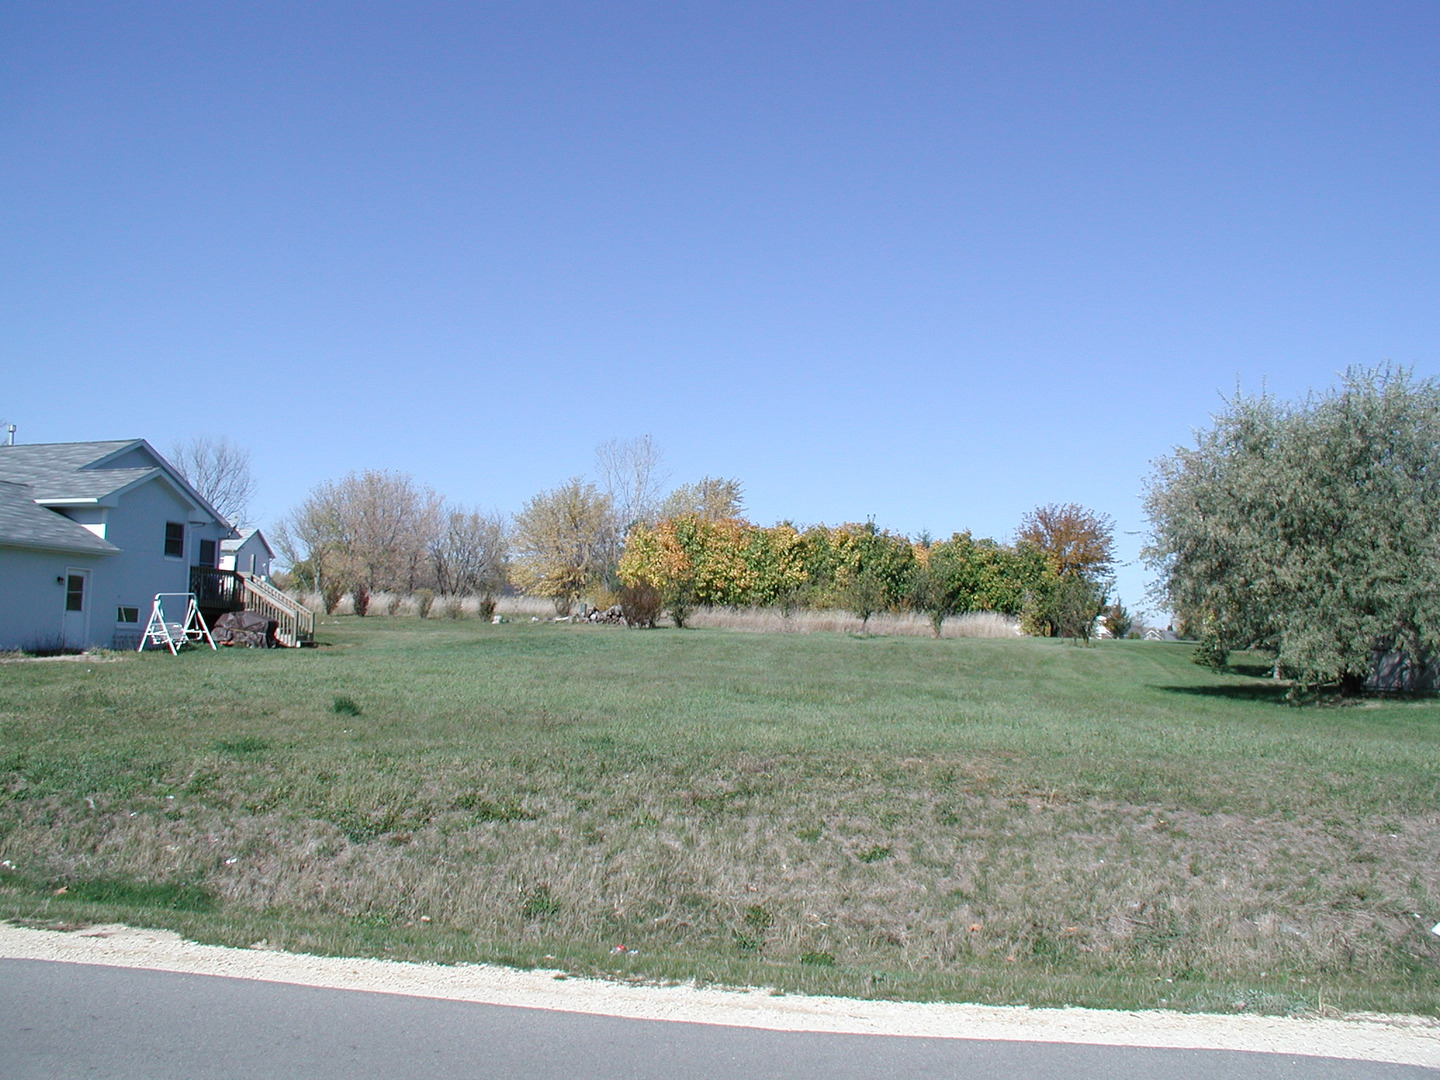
[1,619,1437,1015]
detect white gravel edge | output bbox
[2,922,1436,1068]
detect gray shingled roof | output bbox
[28,467,158,502]
[0,481,119,554]
[220,527,272,555]
[0,440,138,475]
[0,440,157,502]
[0,440,230,527]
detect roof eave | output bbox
[0,538,120,556]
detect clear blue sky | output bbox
[4,2,1438,616]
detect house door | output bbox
[61,568,91,649]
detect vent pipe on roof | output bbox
[3,425,13,446]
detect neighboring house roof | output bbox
[0,480,120,555]
[0,439,233,527]
[220,527,274,558]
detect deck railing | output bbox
[240,572,314,647]
[190,566,244,610]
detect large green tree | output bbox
[1143,366,1440,693]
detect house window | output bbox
[117,606,139,624]
[66,574,85,612]
[164,521,185,558]
[198,538,217,568]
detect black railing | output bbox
[190,566,245,611]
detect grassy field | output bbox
[1,617,1437,1016]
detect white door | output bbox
[61,567,91,649]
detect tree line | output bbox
[618,513,1118,637]
[182,363,1440,689]
[271,436,1120,635]
[274,471,509,616]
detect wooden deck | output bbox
[190,567,314,647]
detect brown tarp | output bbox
[212,610,276,648]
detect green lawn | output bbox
[2,617,1437,1016]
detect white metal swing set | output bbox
[138,592,216,654]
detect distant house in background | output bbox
[220,527,274,579]
[0,440,311,651]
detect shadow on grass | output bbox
[1225,661,1278,679]
[1153,682,1292,704]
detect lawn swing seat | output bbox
[138,592,216,654]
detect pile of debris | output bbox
[211,611,278,648]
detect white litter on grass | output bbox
[0,921,1436,1069]
[1432,922,1440,937]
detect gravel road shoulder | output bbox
[1,921,1435,1069]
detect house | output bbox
[220,527,274,579]
[0,440,311,650]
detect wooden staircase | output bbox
[240,572,314,647]
[191,568,315,647]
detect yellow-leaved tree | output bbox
[512,479,614,614]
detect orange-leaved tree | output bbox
[1016,503,1115,580]
[1016,503,1113,639]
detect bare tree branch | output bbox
[169,436,257,527]
[595,435,668,532]
[277,470,444,609]
[659,476,745,522]
[430,507,510,598]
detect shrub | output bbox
[845,569,888,632]
[442,595,464,619]
[1102,601,1133,640]
[477,595,497,621]
[618,581,662,628]
[668,590,694,629]
[413,589,435,619]
[1192,635,1229,670]
[352,584,371,618]
[1022,576,1105,640]
[321,579,345,615]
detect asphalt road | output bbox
[4,959,1435,1080]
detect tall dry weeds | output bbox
[686,608,1020,638]
[5,754,1433,1008]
